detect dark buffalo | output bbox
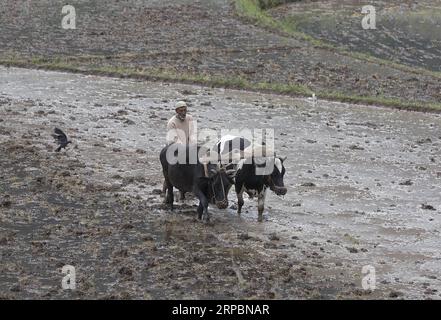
[235,156,287,222]
[160,143,235,221]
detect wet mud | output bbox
[1,0,441,106]
[0,66,440,299]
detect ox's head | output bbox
[206,164,235,209]
[265,156,287,196]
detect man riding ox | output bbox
[162,101,196,201]
[160,101,235,221]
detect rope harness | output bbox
[204,163,228,206]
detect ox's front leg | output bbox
[237,188,244,216]
[162,180,169,204]
[236,182,245,216]
[194,189,209,221]
[257,188,267,222]
[165,182,174,210]
[161,180,167,198]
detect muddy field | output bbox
[1,0,441,106]
[0,66,440,299]
[270,0,441,72]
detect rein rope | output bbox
[211,171,226,205]
[204,163,227,205]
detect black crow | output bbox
[52,128,72,152]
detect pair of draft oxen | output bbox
[160,136,287,222]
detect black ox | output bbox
[235,156,287,222]
[160,143,235,221]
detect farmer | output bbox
[166,101,196,145]
[163,101,197,201]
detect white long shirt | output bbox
[166,114,196,145]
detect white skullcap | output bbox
[175,101,188,109]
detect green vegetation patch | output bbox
[1,54,440,113]
[234,0,441,78]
